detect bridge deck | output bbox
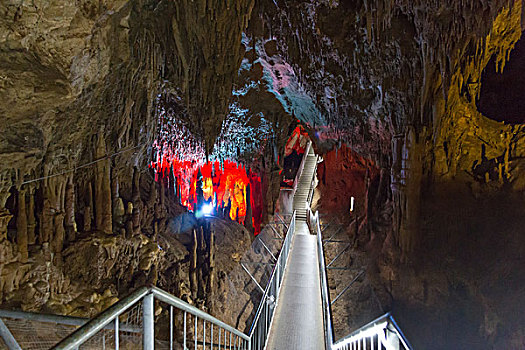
[266,222,324,348]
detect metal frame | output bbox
[313,208,413,350]
[0,310,139,332]
[313,209,335,350]
[0,318,21,350]
[52,286,250,350]
[247,212,296,350]
[331,313,413,350]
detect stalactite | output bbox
[364,169,372,239]
[95,133,113,234]
[111,171,125,230]
[398,128,423,259]
[244,183,253,233]
[131,167,141,237]
[65,175,76,243]
[16,189,28,262]
[0,175,11,235]
[132,168,140,204]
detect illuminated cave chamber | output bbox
[152,158,262,234]
[477,35,525,124]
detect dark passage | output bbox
[477,36,525,124]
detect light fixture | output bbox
[201,203,214,216]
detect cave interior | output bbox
[1,0,525,349]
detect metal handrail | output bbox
[54,214,297,350]
[332,313,413,350]
[248,212,296,350]
[52,285,249,350]
[313,209,334,350]
[312,202,413,350]
[0,309,140,332]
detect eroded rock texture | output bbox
[0,0,259,328]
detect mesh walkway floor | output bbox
[265,221,325,350]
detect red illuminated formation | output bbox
[282,125,310,187]
[285,125,309,157]
[152,157,262,234]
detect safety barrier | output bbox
[52,286,250,350]
[311,202,413,350]
[247,212,296,350]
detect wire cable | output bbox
[20,143,146,186]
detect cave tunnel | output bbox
[477,35,525,124]
[1,1,525,350]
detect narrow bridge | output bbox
[0,144,412,350]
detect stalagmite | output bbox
[132,208,141,236]
[65,175,76,242]
[94,133,113,234]
[197,225,206,299]
[52,212,65,254]
[27,185,36,245]
[207,226,215,310]
[40,176,55,244]
[112,172,125,229]
[84,183,93,232]
[190,228,198,300]
[16,189,28,262]
[0,208,11,242]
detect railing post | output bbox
[0,318,21,350]
[143,293,155,350]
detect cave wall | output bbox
[0,0,260,320]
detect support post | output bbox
[0,318,21,350]
[143,293,154,350]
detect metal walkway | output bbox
[266,147,324,350]
[265,222,324,350]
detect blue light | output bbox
[201,203,214,216]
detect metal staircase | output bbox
[0,143,413,350]
[292,145,317,221]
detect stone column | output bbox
[16,189,28,262]
[95,133,112,234]
[27,185,36,244]
[65,175,77,242]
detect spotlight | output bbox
[201,203,214,216]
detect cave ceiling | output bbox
[0,0,523,188]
